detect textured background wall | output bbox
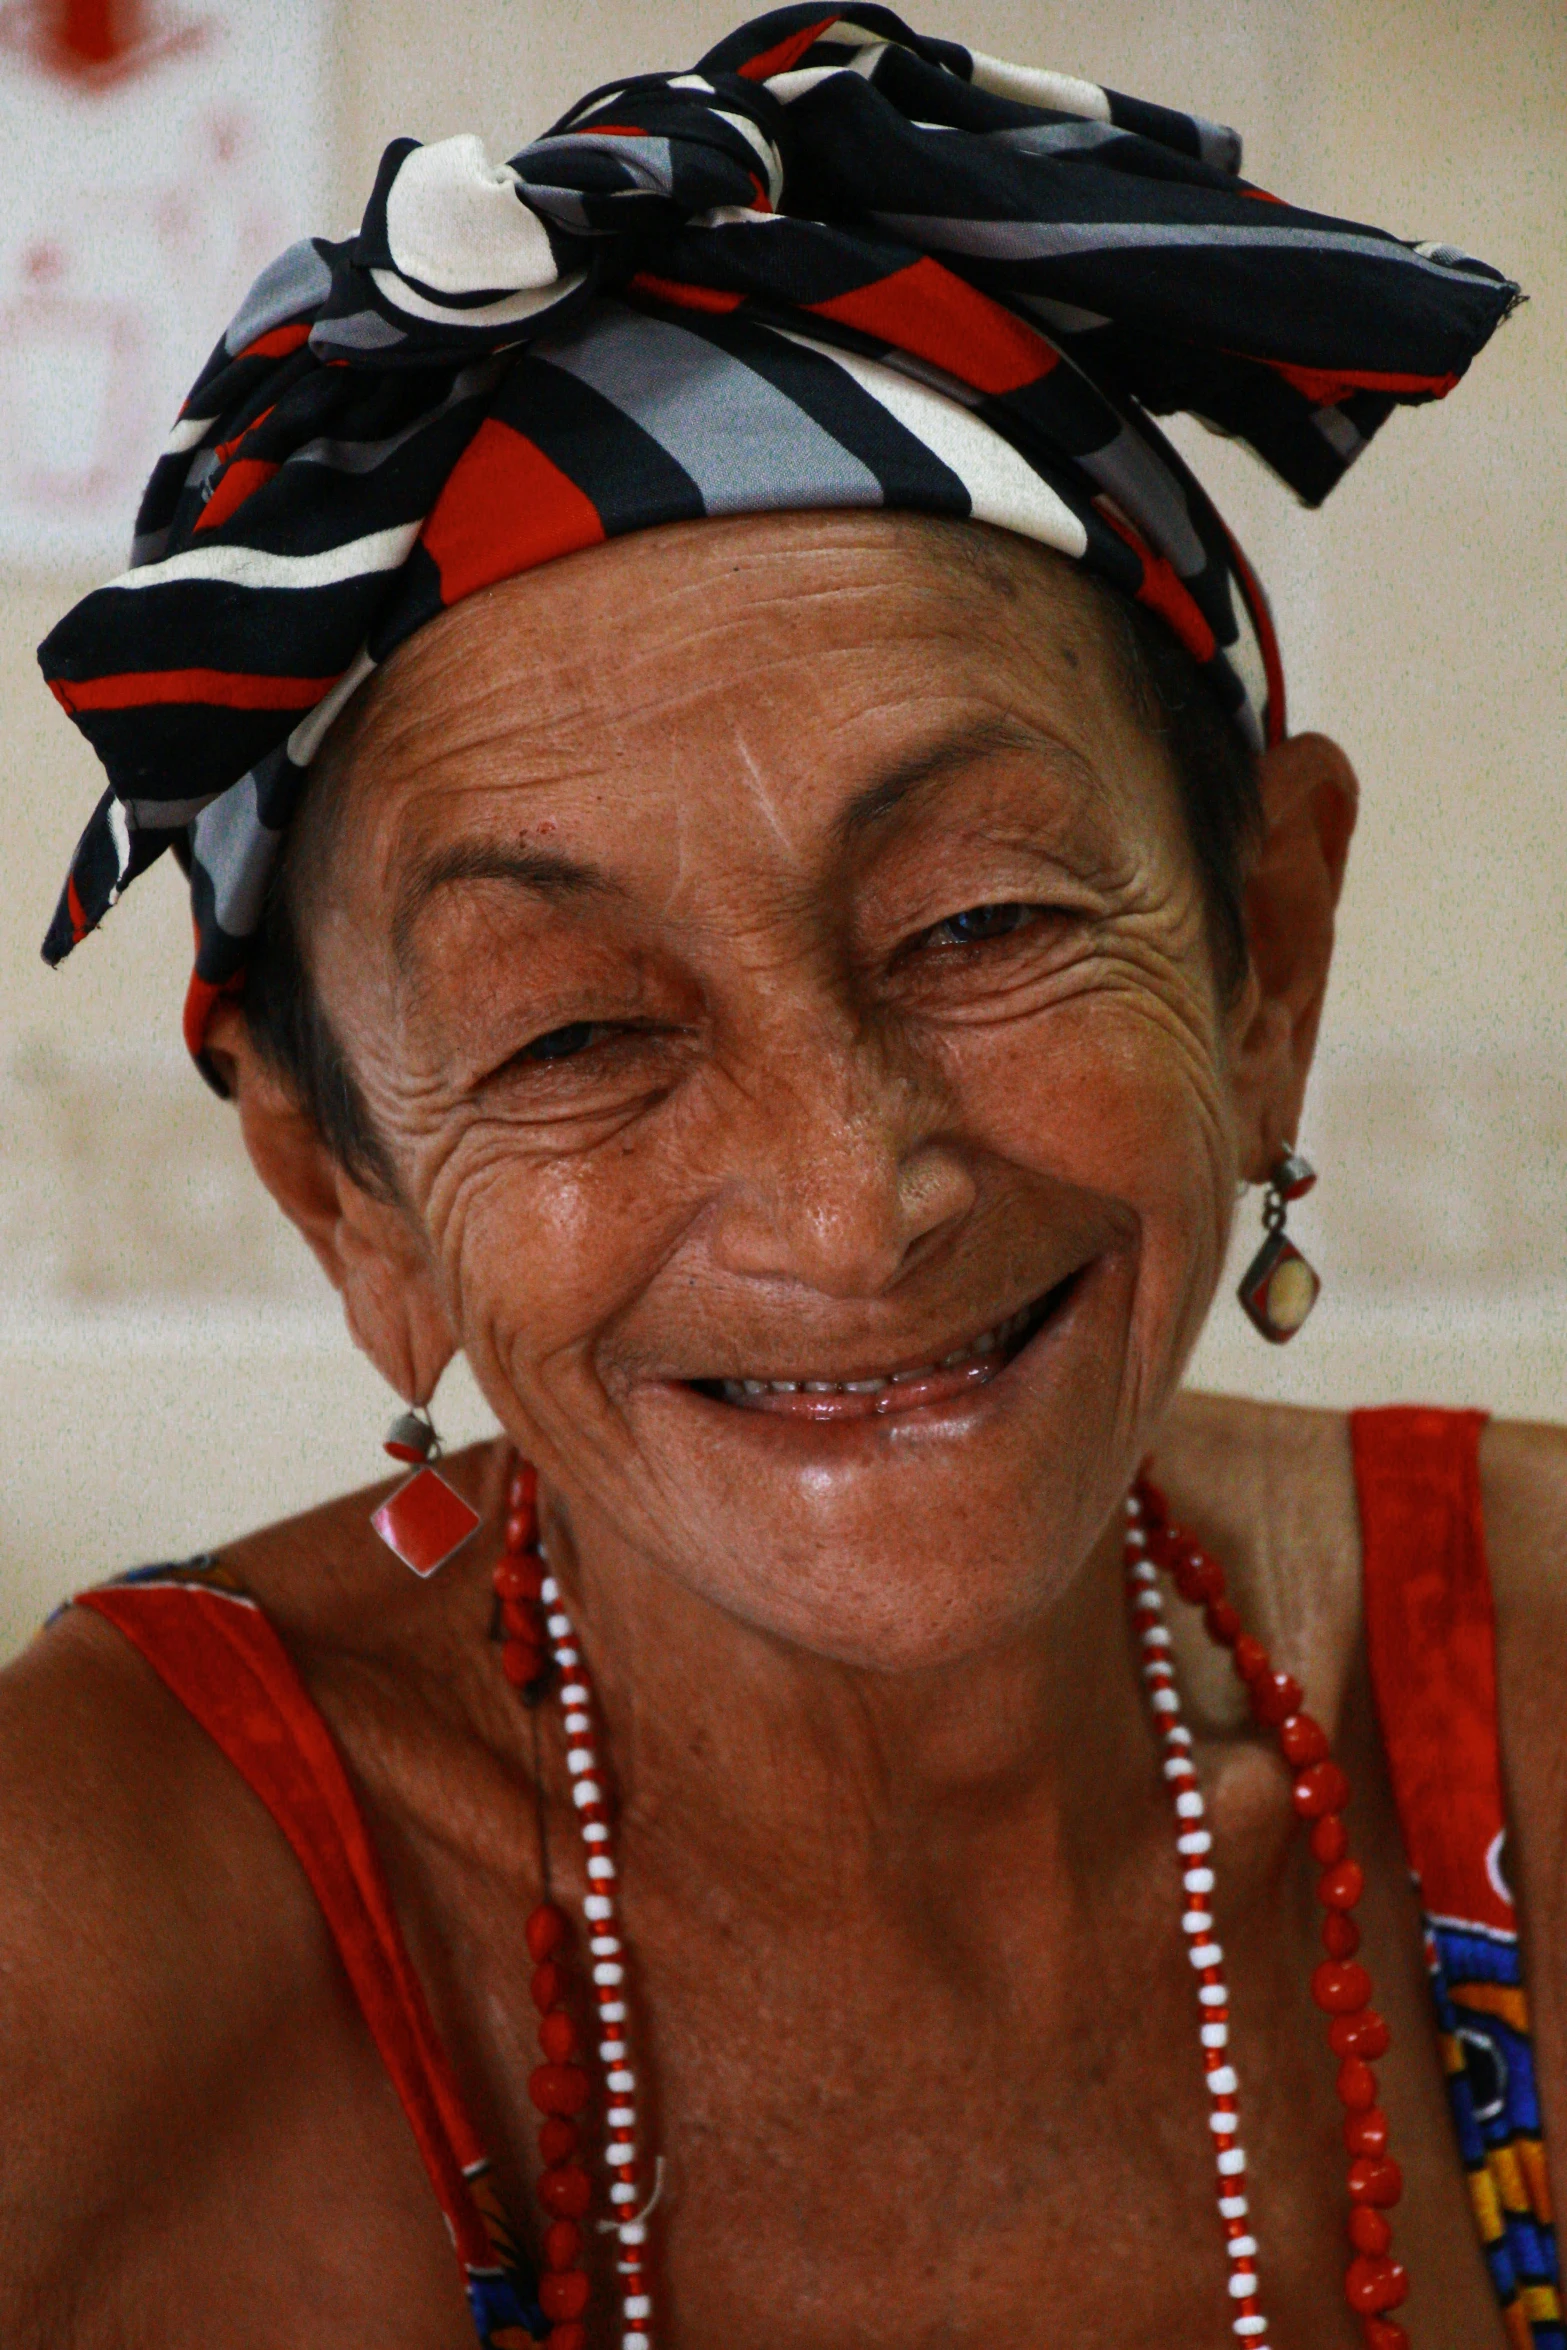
[2,0,1563,1656]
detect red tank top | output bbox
[71,1410,1562,2347]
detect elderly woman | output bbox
[0,9,1553,2348]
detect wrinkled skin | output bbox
[2,513,1562,2350]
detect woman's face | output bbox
[298,512,1260,1668]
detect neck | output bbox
[534,1477,1162,1930]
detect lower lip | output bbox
[691,1275,1081,1425]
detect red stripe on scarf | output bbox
[195,458,281,532]
[49,667,334,713]
[232,321,312,363]
[738,13,840,79]
[1263,357,1461,405]
[421,417,606,606]
[1096,503,1217,667]
[631,272,745,315]
[808,255,1058,395]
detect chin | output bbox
[610,1247,1153,1672]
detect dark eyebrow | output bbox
[834,714,1086,844]
[391,841,615,970]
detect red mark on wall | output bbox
[0,0,206,86]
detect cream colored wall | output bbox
[2,0,1563,1656]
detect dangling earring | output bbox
[1237,1148,1321,1343]
[370,1404,481,1576]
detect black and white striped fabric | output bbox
[37,4,1517,1077]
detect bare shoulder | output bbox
[0,1604,335,2341]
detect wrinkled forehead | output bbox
[311,510,1140,879]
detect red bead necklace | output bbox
[490,1462,1410,2349]
[1131,1477,1412,2347]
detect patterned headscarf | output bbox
[38,4,1516,1078]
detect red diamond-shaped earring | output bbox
[1238,1148,1321,1343]
[370,1405,481,1577]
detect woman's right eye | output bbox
[523,1021,603,1063]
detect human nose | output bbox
[704,1020,974,1300]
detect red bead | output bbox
[1344,2107,1390,2158]
[1337,2056,1378,2111]
[1331,2010,1391,2061]
[531,1960,567,2013]
[1312,1959,1372,2014]
[540,2269,592,2323]
[1322,1911,1362,1959]
[529,2062,591,2117]
[1205,1599,1242,1644]
[1233,1633,1270,1684]
[494,1555,544,1601]
[1345,2255,1409,2314]
[1252,1671,1304,1726]
[1311,1814,1350,1865]
[537,2162,593,2218]
[1347,2154,1403,2208]
[527,1904,570,1963]
[547,2328,588,2350]
[508,1464,538,1512]
[1279,1712,1330,1767]
[1173,1551,1224,1605]
[1318,1859,1365,1911]
[540,2010,579,2063]
[1292,1761,1351,1819]
[503,1638,545,1687]
[502,1596,542,1639]
[1364,2321,1409,2350]
[1349,2206,1393,2255]
[504,1508,537,1552]
[544,2218,583,2270]
[538,2116,577,2165]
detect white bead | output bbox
[547,1611,572,1639]
[1189,1941,1224,1968]
[624,2332,651,2349]
[566,1748,594,1776]
[585,1895,613,1921]
[1142,1625,1173,1650]
[1182,1910,1214,1934]
[1130,1559,1158,1584]
[1208,2108,1238,2133]
[610,2181,637,2204]
[1217,2147,1247,2176]
[608,2136,636,2160]
[609,2105,636,2128]
[565,1710,591,1735]
[1164,1759,1197,1784]
[608,2067,636,2092]
[1184,1867,1215,1893]
[1151,1689,1179,1714]
[600,2040,627,2061]
[561,1680,589,1704]
[1233,2320,1268,2339]
[1178,1830,1213,1855]
[582,1820,609,1842]
[599,2000,627,2022]
[556,1644,580,1666]
[1199,1984,1228,2007]
[571,1779,602,1807]
[540,1575,560,1603]
[1202,2022,1230,2049]
[1228,2270,1259,2296]
[1175,1789,1206,1819]
[626,2296,652,2319]
[1228,2235,1258,2261]
[1208,2066,1239,2096]
[1219,2194,1248,2220]
[1165,1724,1193,1748]
[591,1933,621,1955]
[587,1856,615,1879]
[594,1961,625,1985]
[619,2220,647,2245]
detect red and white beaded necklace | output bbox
[490,1462,1412,2350]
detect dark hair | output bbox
[242,564,1261,1189]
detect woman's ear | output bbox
[1226,730,1359,1181]
[204,999,458,1405]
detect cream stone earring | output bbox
[1238,1150,1321,1342]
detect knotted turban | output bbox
[37,3,1517,1079]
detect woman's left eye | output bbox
[925,901,1037,948]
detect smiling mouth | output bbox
[689,1272,1081,1422]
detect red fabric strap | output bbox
[1351,1405,1512,1934]
[77,1579,496,2268]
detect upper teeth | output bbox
[717,1304,1035,1401]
